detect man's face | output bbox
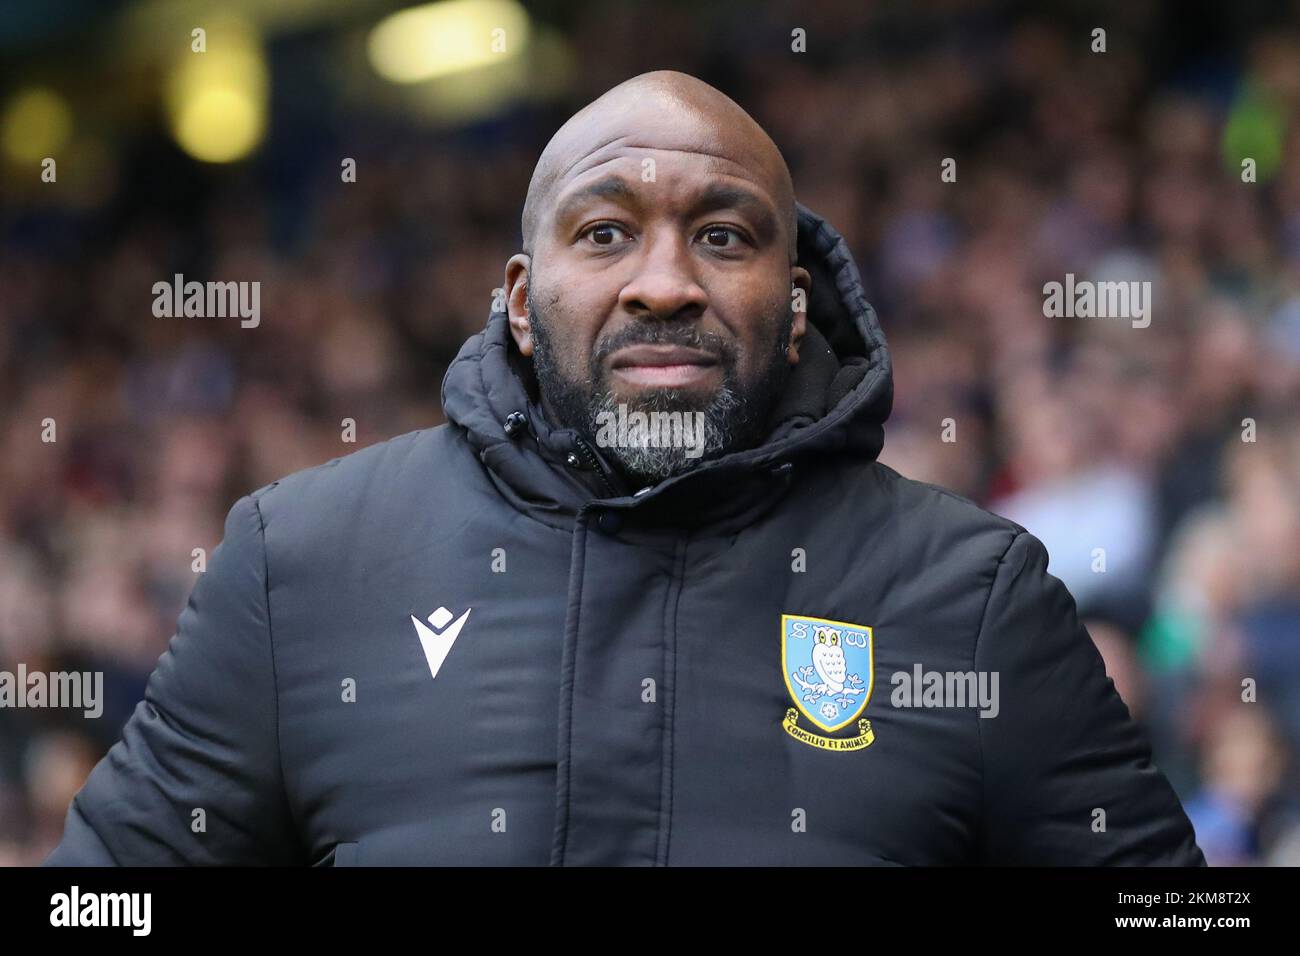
[510,148,807,485]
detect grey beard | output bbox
[585,383,745,485]
[526,290,793,487]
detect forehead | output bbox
[545,139,783,241]
[560,144,767,200]
[558,89,780,180]
[563,124,771,177]
[559,92,780,191]
[530,89,793,250]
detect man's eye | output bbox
[582,223,631,246]
[698,225,745,248]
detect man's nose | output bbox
[617,230,708,321]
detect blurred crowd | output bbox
[3,0,1300,864]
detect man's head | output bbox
[504,70,811,486]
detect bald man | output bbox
[46,71,1204,867]
[507,71,810,489]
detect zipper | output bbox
[572,435,622,498]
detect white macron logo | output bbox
[409,606,471,680]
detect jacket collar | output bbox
[441,202,893,530]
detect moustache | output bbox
[591,323,737,369]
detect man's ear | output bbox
[787,266,811,364]
[504,253,532,356]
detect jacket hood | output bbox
[441,201,893,530]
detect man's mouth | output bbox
[608,344,722,388]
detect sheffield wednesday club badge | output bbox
[781,614,876,751]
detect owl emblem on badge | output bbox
[811,626,848,692]
[782,614,875,736]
